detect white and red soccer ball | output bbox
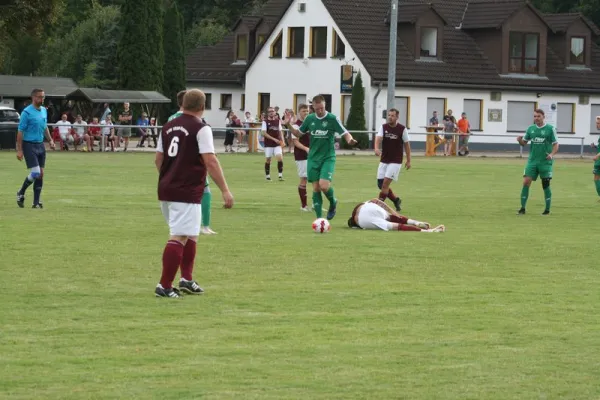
[312,218,331,233]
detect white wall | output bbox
[186,83,245,127]
[374,87,596,145]
[245,0,372,126]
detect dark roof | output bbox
[322,0,600,91]
[186,0,292,84]
[391,3,447,24]
[544,12,600,36]
[65,88,170,103]
[0,74,78,98]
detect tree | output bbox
[117,0,150,89]
[185,19,229,53]
[146,0,164,92]
[162,1,186,117]
[343,71,368,149]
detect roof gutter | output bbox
[372,80,600,94]
[372,82,383,131]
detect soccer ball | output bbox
[312,218,331,233]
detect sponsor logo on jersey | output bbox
[384,132,398,140]
[166,126,190,136]
[532,137,546,143]
[313,130,329,136]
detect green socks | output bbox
[520,185,529,209]
[595,180,600,197]
[324,187,336,206]
[312,191,323,218]
[543,187,552,211]
[201,190,212,227]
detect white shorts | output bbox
[377,163,402,182]
[295,160,307,178]
[160,201,201,236]
[265,146,283,158]
[357,202,392,231]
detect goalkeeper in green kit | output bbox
[168,90,216,234]
[516,108,559,215]
[283,95,357,220]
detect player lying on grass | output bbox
[347,199,445,232]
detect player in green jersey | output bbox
[516,108,559,215]
[283,95,357,220]
[591,116,600,200]
[168,90,216,234]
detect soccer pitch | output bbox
[1,152,599,399]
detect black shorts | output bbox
[23,141,46,169]
[224,131,235,145]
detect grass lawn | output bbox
[0,151,599,400]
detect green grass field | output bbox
[1,151,599,399]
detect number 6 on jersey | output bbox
[167,136,180,157]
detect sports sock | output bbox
[520,185,529,209]
[33,178,43,205]
[265,162,270,176]
[312,191,323,218]
[180,239,196,281]
[543,186,552,211]
[160,240,184,289]
[324,187,336,206]
[19,175,35,194]
[387,189,398,201]
[378,191,387,201]
[201,189,212,227]
[277,161,283,174]
[389,215,408,224]
[397,224,421,232]
[298,185,307,208]
[595,180,600,196]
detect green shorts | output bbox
[307,158,335,182]
[593,162,600,175]
[524,162,553,180]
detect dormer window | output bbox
[236,35,248,61]
[332,29,345,58]
[420,27,438,58]
[509,32,539,73]
[271,30,282,58]
[570,36,585,65]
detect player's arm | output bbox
[198,126,234,208]
[404,141,412,170]
[292,135,309,152]
[367,198,399,217]
[547,127,559,159]
[334,116,356,144]
[154,152,164,172]
[260,121,281,144]
[282,111,303,138]
[374,125,383,156]
[518,128,531,146]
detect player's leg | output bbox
[264,147,273,180]
[275,147,284,181]
[540,166,553,214]
[17,142,39,207]
[388,214,430,229]
[178,215,204,295]
[593,164,600,200]
[376,163,387,201]
[308,160,323,218]
[123,129,130,151]
[297,160,309,210]
[319,159,337,220]
[200,179,216,234]
[519,163,536,214]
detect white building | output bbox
[186,0,600,150]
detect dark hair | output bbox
[388,108,399,116]
[312,95,325,104]
[534,108,545,116]
[31,88,44,96]
[298,103,309,111]
[347,217,358,228]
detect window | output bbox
[507,101,535,131]
[258,93,270,114]
[240,94,245,111]
[288,27,305,58]
[341,95,351,124]
[420,27,438,57]
[321,94,332,112]
[556,103,574,133]
[257,34,266,46]
[590,104,600,133]
[394,97,410,128]
[220,94,232,110]
[205,94,212,110]
[271,31,282,58]
[293,94,307,112]
[570,37,585,65]
[426,98,446,124]
[332,29,345,58]
[463,99,483,130]
[310,27,327,58]
[236,35,248,61]
[509,32,539,73]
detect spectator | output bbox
[73,114,90,152]
[118,102,133,151]
[88,117,102,151]
[101,113,116,152]
[101,103,111,121]
[56,113,73,150]
[444,109,457,124]
[224,110,236,153]
[442,111,457,156]
[147,117,159,148]
[244,111,254,125]
[274,106,281,119]
[457,112,471,156]
[136,112,150,148]
[429,111,439,126]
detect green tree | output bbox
[162,1,186,117]
[146,0,164,91]
[117,0,150,89]
[343,71,368,149]
[185,19,229,53]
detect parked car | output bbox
[0,105,20,150]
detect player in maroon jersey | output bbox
[261,106,285,181]
[291,103,311,211]
[154,89,234,298]
[348,199,445,232]
[374,108,412,211]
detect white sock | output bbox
[407,219,419,226]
